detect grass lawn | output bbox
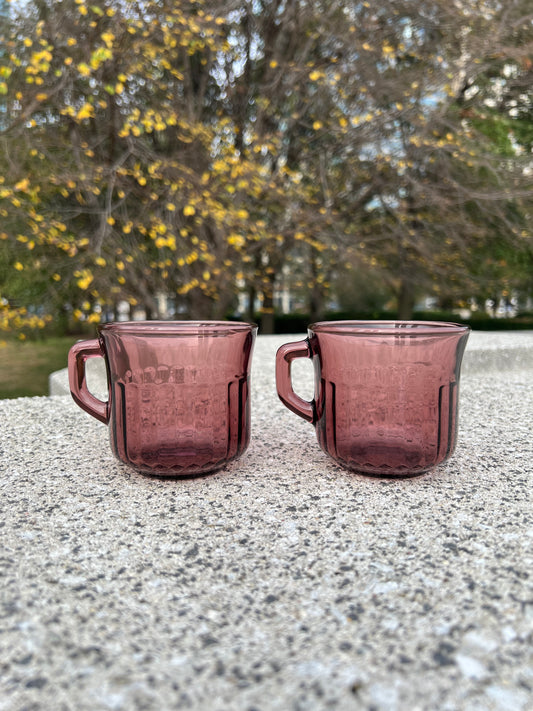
[0,336,79,399]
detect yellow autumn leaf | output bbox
[227,234,245,247]
[101,31,115,48]
[183,205,195,216]
[14,178,30,191]
[77,62,91,77]
[77,275,93,289]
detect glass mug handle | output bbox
[68,339,109,425]
[275,339,316,424]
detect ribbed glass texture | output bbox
[69,321,256,476]
[277,321,470,476]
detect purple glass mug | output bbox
[69,321,257,476]
[276,321,470,476]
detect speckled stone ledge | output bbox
[2,332,532,711]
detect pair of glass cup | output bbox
[69,320,470,478]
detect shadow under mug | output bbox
[69,321,257,476]
[276,321,470,477]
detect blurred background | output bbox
[1,0,532,396]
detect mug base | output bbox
[112,447,244,477]
[114,456,233,478]
[323,441,450,478]
[117,460,231,479]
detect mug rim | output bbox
[98,320,257,336]
[309,320,470,336]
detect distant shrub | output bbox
[253,310,533,333]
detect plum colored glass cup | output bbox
[276,321,470,477]
[69,321,257,476]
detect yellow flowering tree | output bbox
[0,0,274,329]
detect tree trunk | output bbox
[308,248,324,324]
[257,267,276,333]
[397,279,415,320]
[260,301,275,334]
[144,302,158,321]
[187,290,215,320]
[247,284,256,323]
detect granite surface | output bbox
[1,332,532,711]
